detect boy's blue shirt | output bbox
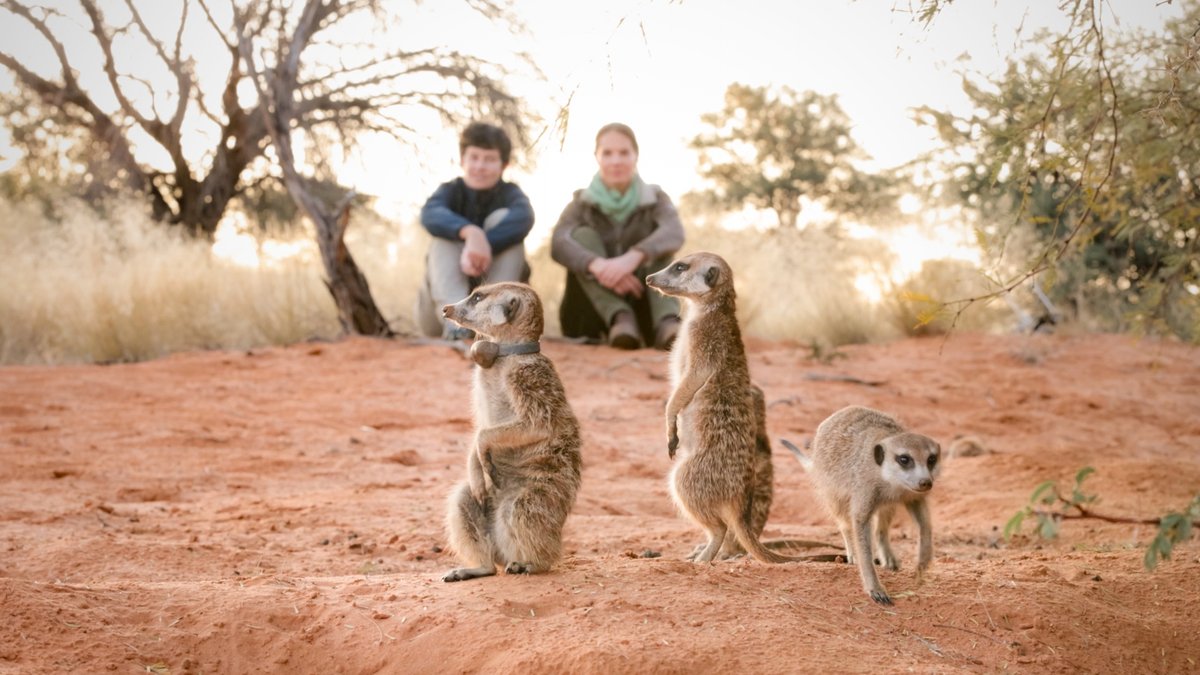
[420,177,534,254]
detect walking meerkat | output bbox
[439,282,582,582]
[646,252,797,564]
[784,406,941,605]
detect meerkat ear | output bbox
[874,444,885,466]
[489,298,510,325]
[503,296,520,322]
[704,265,720,288]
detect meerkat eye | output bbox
[469,292,483,304]
[928,455,938,470]
[896,454,912,468]
[673,263,688,272]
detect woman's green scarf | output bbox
[586,173,642,225]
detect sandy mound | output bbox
[2,332,1198,673]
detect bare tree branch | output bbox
[196,0,235,50]
[1,1,81,90]
[238,9,393,337]
[78,0,154,130]
[2,0,531,240]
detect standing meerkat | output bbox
[439,282,582,582]
[646,252,796,564]
[690,383,774,560]
[785,406,942,605]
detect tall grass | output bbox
[680,218,1005,347]
[0,197,426,364]
[0,195,1008,365]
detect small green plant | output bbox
[1145,495,1200,570]
[1005,467,1199,570]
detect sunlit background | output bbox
[0,0,1190,363]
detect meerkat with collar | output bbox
[784,406,941,605]
[646,252,799,564]
[439,282,582,582]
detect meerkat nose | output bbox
[918,478,933,491]
[442,305,453,317]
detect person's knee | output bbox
[482,208,510,231]
[569,226,605,254]
[427,235,464,262]
[488,244,528,283]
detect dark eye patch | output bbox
[896,454,912,468]
[928,455,938,470]
[469,292,484,304]
[673,263,688,272]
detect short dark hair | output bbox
[595,122,638,154]
[459,122,512,166]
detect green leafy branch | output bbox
[1004,467,1200,570]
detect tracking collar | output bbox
[470,340,541,368]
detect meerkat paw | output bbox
[868,589,894,606]
[875,554,900,571]
[504,561,533,575]
[468,483,487,505]
[915,564,929,586]
[685,542,715,561]
[442,566,495,582]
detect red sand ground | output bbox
[2,332,1198,674]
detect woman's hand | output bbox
[588,250,645,297]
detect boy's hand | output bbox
[459,225,492,277]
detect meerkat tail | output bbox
[723,505,805,564]
[780,439,813,471]
[762,538,845,551]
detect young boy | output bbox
[414,122,535,340]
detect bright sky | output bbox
[359,0,1183,238]
[0,0,1184,243]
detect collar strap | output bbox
[470,340,541,368]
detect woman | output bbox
[550,123,684,350]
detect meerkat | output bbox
[646,252,798,564]
[688,383,774,560]
[439,282,582,582]
[784,406,942,605]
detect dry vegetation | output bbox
[0,199,425,364]
[2,197,1020,365]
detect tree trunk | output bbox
[318,203,394,336]
[239,18,393,338]
[269,140,393,337]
